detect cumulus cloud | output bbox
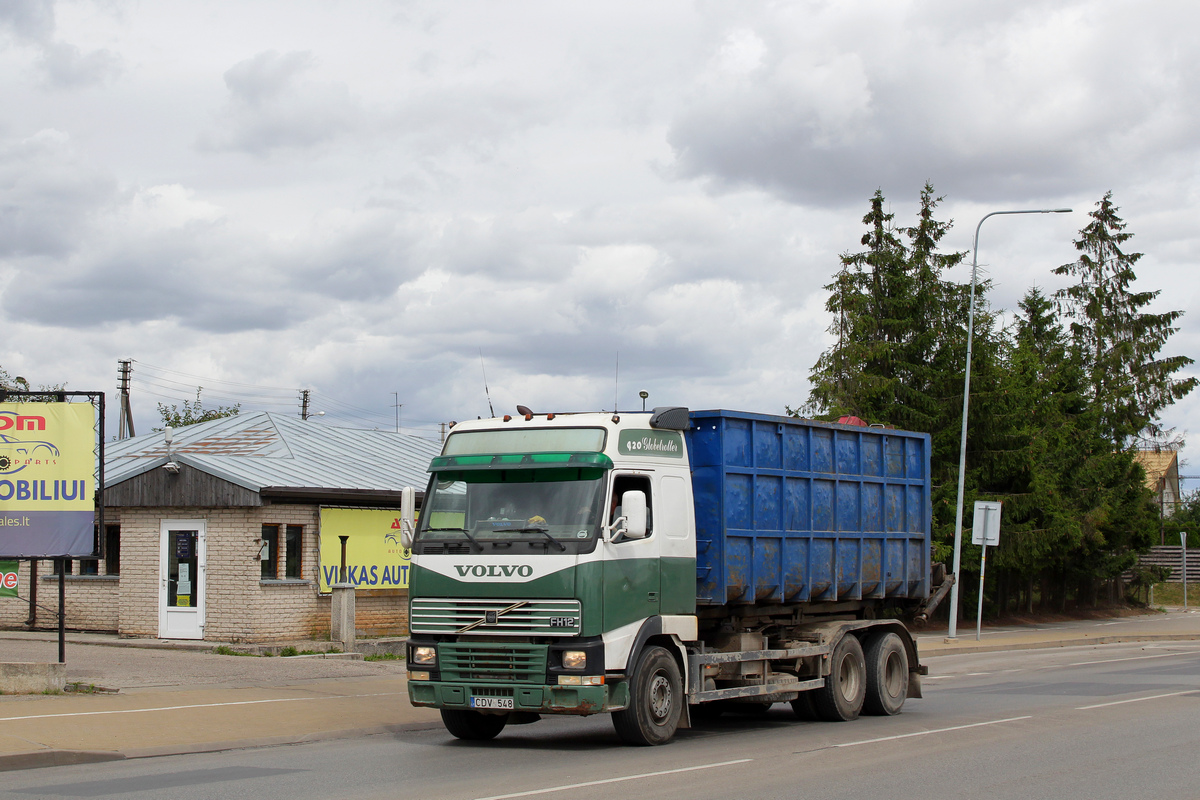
[0,0,54,42]
[199,50,363,155]
[0,129,114,258]
[36,40,121,89]
[1,1,123,89]
[2,0,1197,449]
[667,2,1200,206]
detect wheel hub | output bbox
[649,672,672,720]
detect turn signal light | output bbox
[557,675,604,686]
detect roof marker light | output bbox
[547,413,555,421]
[503,415,512,422]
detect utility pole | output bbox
[392,393,402,433]
[300,390,311,420]
[440,422,446,444]
[117,359,135,439]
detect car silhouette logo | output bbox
[0,435,60,474]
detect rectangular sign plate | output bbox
[471,697,514,710]
[971,501,1002,546]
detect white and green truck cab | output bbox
[404,407,937,745]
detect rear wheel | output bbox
[441,709,508,741]
[612,646,682,746]
[863,631,908,716]
[813,634,866,722]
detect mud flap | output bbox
[908,670,923,699]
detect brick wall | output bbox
[3,504,410,642]
[0,514,121,632]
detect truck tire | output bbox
[612,646,682,746]
[440,709,508,741]
[813,634,866,722]
[863,631,908,716]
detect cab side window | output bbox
[610,475,653,537]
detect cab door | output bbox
[602,473,660,630]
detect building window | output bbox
[261,524,279,579]
[285,525,302,579]
[105,525,120,575]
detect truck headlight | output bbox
[562,650,587,670]
[411,645,437,666]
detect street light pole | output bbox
[946,207,1071,640]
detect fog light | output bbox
[411,646,437,666]
[562,650,587,670]
[409,671,430,681]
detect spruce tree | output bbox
[1053,192,1197,446]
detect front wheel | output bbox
[612,645,682,745]
[813,634,866,722]
[441,709,508,741]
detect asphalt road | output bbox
[2,641,1198,800]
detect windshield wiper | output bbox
[424,527,483,552]
[510,527,567,552]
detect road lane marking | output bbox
[834,716,1032,748]
[0,692,406,722]
[1076,691,1198,710]
[471,759,754,800]
[1066,651,1200,667]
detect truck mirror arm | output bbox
[604,516,628,544]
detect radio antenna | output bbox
[479,348,495,418]
[614,351,619,413]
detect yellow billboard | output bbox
[0,402,95,557]
[318,507,412,593]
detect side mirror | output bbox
[622,490,647,540]
[399,486,416,549]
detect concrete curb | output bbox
[0,750,125,772]
[0,720,447,772]
[922,632,1200,657]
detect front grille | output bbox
[440,643,546,683]
[410,598,582,636]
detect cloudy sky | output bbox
[2,1,1198,465]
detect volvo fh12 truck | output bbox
[402,407,942,745]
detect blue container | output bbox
[685,410,931,606]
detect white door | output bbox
[159,519,206,639]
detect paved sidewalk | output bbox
[1,608,1197,771]
[915,607,1200,656]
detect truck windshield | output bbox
[418,468,606,552]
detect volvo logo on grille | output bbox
[457,601,528,633]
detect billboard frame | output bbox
[0,390,105,664]
[0,390,106,559]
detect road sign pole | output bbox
[976,543,988,641]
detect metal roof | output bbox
[105,412,441,494]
